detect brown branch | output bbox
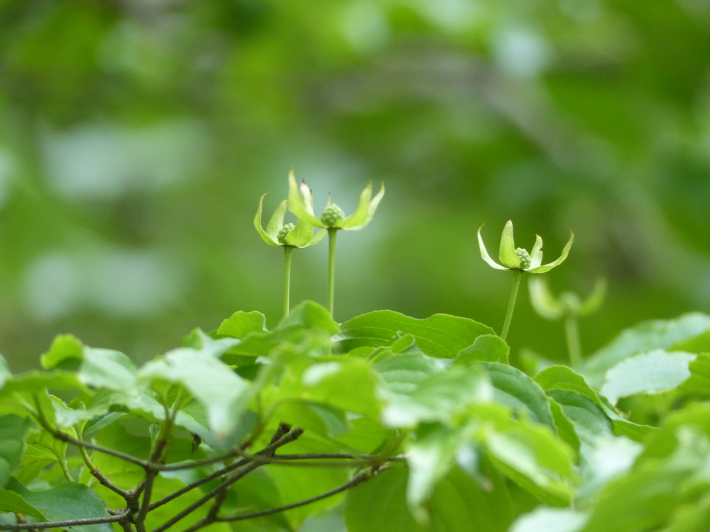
[218,466,385,522]
[0,515,127,530]
[149,426,303,532]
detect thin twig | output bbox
[0,515,126,530]
[218,466,385,522]
[150,427,303,532]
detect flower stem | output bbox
[283,246,293,317]
[565,314,582,366]
[327,229,338,317]
[501,270,522,341]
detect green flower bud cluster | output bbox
[515,248,531,269]
[277,223,295,244]
[321,204,345,227]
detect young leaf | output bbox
[405,423,466,520]
[382,366,492,428]
[482,363,555,429]
[139,348,251,440]
[546,390,612,453]
[0,489,46,519]
[80,348,137,392]
[335,311,494,359]
[0,415,29,488]
[40,334,83,370]
[600,350,695,405]
[217,310,267,339]
[581,313,710,388]
[534,366,603,408]
[456,334,510,364]
[7,480,114,532]
[510,508,588,532]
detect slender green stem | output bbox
[565,314,582,366]
[59,458,73,482]
[501,270,523,341]
[283,246,293,317]
[327,228,338,317]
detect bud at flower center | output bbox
[515,248,531,269]
[321,204,345,227]
[277,223,296,244]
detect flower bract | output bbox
[287,168,384,231]
[254,193,326,248]
[478,220,574,274]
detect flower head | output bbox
[529,277,607,320]
[478,220,574,273]
[254,193,326,248]
[287,168,384,231]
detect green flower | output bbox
[287,168,385,231]
[529,277,607,320]
[254,193,326,248]
[478,220,574,273]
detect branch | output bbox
[150,426,303,532]
[148,425,302,512]
[218,466,386,523]
[0,514,126,530]
[53,431,150,469]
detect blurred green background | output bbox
[1,0,709,371]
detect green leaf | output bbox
[345,467,424,532]
[581,466,689,532]
[548,399,581,455]
[83,412,125,435]
[80,348,137,392]
[275,300,340,335]
[335,311,494,359]
[546,390,612,453]
[499,220,521,269]
[0,489,46,519]
[534,366,603,408]
[8,480,113,532]
[217,310,267,339]
[139,348,251,440]
[510,508,588,532]
[680,353,710,395]
[473,403,577,505]
[456,334,510,364]
[405,423,465,520]
[296,358,381,418]
[483,363,555,428]
[0,416,29,488]
[578,436,642,501]
[347,465,513,532]
[382,365,492,428]
[266,436,349,527]
[600,350,695,405]
[581,313,710,388]
[374,351,440,395]
[40,334,84,370]
[640,403,710,462]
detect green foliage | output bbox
[3,193,710,532]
